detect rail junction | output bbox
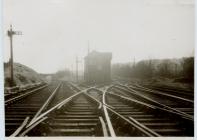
[4,80,194,137]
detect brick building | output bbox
[84,51,112,84]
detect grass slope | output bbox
[4,62,44,87]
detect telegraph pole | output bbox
[71,64,73,81]
[86,40,90,82]
[175,63,178,76]
[75,56,82,83]
[7,25,22,87]
[88,40,90,54]
[133,57,135,68]
[76,56,78,83]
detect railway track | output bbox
[140,84,194,100]
[104,91,193,136]
[113,79,194,101]
[5,82,194,137]
[5,81,81,136]
[5,81,61,136]
[112,84,194,118]
[131,84,194,116]
[16,87,108,136]
[88,87,193,136]
[14,85,164,137]
[5,82,46,101]
[87,88,156,137]
[29,94,106,136]
[47,82,78,108]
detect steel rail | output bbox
[10,117,30,137]
[67,82,81,91]
[102,88,116,137]
[128,116,160,136]
[108,92,156,109]
[5,82,44,96]
[5,84,48,105]
[132,84,193,103]
[29,83,62,126]
[86,88,115,109]
[5,82,43,94]
[99,117,109,136]
[114,84,193,120]
[139,83,193,94]
[19,117,48,136]
[83,92,102,109]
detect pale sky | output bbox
[3,0,194,73]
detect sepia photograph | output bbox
[3,0,194,138]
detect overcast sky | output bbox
[3,0,194,73]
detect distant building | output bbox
[84,51,112,84]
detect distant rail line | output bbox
[140,84,194,100]
[112,84,194,118]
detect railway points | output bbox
[4,81,194,137]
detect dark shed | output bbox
[84,51,112,84]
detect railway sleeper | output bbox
[142,122,180,129]
[49,128,95,136]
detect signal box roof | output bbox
[84,51,112,60]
